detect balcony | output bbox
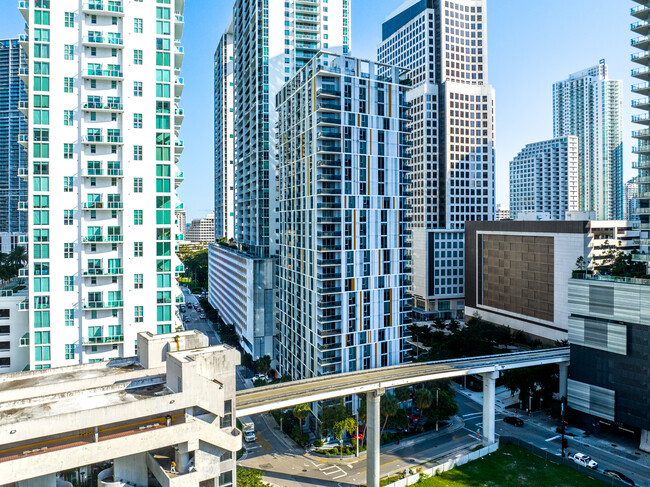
[633,113,650,125]
[175,77,184,96]
[317,87,341,98]
[175,139,184,154]
[18,167,28,179]
[175,44,184,66]
[82,235,123,243]
[634,128,650,139]
[82,2,124,16]
[82,35,124,48]
[18,67,28,84]
[83,335,124,345]
[81,134,123,145]
[175,13,184,38]
[318,130,341,140]
[82,201,123,210]
[633,50,650,64]
[18,100,28,116]
[82,300,124,310]
[174,107,184,124]
[82,268,123,276]
[633,65,650,80]
[317,101,341,112]
[632,3,650,20]
[17,134,28,147]
[83,68,123,80]
[317,143,342,153]
[295,23,319,32]
[18,1,28,21]
[632,82,650,95]
[19,298,28,311]
[82,101,123,113]
[633,20,650,36]
[81,168,123,178]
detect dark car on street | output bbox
[503,416,524,427]
[604,470,635,486]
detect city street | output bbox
[180,287,221,345]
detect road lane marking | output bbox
[255,433,272,452]
[463,401,481,412]
[546,435,560,442]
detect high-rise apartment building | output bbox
[209,0,351,361]
[624,177,640,222]
[21,0,185,368]
[509,136,579,221]
[275,52,412,379]
[553,62,623,220]
[632,1,650,268]
[377,0,495,321]
[0,39,28,234]
[214,22,234,241]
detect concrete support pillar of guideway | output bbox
[367,388,385,487]
[559,362,569,400]
[17,473,56,487]
[481,371,497,445]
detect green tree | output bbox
[321,403,350,433]
[502,364,558,407]
[447,318,461,333]
[414,388,433,415]
[256,355,271,375]
[380,393,399,434]
[241,352,254,370]
[433,318,446,331]
[356,396,367,445]
[292,403,310,434]
[333,416,357,441]
[424,388,458,424]
[610,251,648,278]
[237,468,270,487]
[575,256,587,272]
[395,386,411,405]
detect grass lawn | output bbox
[412,444,605,487]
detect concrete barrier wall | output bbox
[383,442,499,487]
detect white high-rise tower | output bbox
[378,0,495,322]
[21,0,185,368]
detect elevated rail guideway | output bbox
[236,347,570,487]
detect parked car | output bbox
[253,374,267,383]
[503,416,524,427]
[187,303,193,309]
[200,314,206,319]
[185,317,191,323]
[604,470,635,486]
[407,413,422,422]
[568,452,598,470]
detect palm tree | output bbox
[395,386,411,406]
[414,388,433,416]
[9,246,26,268]
[292,403,310,435]
[380,394,399,435]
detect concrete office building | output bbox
[20,0,185,369]
[176,207,186,240]
[210,0,351,363]
[275,52,412,379]
[378,0,496,321]
[0,330,240,486]
[553,62,623,220]
[624,177,640,222]
[567,276,650,451]
[186,213,215,243]
[465,220,590,342]
[509,136,579,221]
[0,39,28,234]
[588,220,640,272]
[214,22,235,241]
[632,2,650,269]
[208,243,274,359]
[495,204,510,221]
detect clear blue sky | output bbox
[0,1,635,219]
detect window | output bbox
[64,12,74,27]
[64,243,73,258]
[64,110,73,126]
[134,145,143,160]
[64,210,73,225]
[134,49,143,65]
[133,273,144,289]
[64,276,74,291]
[63,143,73,159]
[64,176,73,192]
[134,210,143,225]
[134,81,142,97]
[65,344,75,360]
[133,113,142,128]
[134,177,143,193]
[134,18,143,33]
[64,44,74,60]
[65,309,74,326]
[134,242,143,257]
[135,306,143,323]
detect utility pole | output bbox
[561,400,566,458]
[356,408,360,457]
[436,389,439,432]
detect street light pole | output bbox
[436,389,439,432]
[356,408,359,458]
[561,400,566,458]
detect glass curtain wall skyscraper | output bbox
[21,0,185,368]
[0,39,28,233]
[553,62,623,221]
[378,0,495,321]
